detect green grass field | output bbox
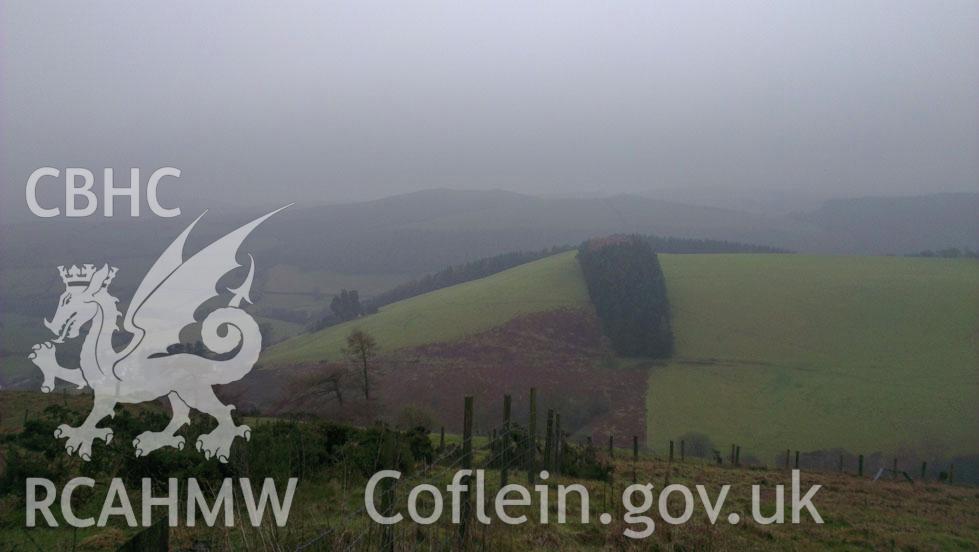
[650,254,979,461]
[14,248,970,463]
[261,250,589,364]
[2,252,978,549]
[263,251,977,461]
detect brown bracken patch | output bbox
[237,308,648,446]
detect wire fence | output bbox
[100,388,965,551]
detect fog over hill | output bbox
[3,2,978,222]
[2,190,976,280]
[792,193,979,254]
[258,189,979,270]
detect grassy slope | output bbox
[261,250,589,364]
[263,250,977,461]
[650,254,979,461]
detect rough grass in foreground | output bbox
[5,441,976,551]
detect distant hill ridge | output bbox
[2,189,974,274]
[256,189,977,274]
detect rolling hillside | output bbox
[261,250,589,364]
[650,254,978,465]
[261,250,978,470]
[4,190,975,389]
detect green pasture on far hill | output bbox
[262,248,977,463]
[650,254,979,462]
[261,251,589,364]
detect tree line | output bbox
[367,246,572,309]
[366,235,783,311]
[644,235,790,254]
[577,235,674,358]
[302,235,784,334]
[307,289,378,332]
[906,247,978,259]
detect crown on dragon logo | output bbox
[57,264,118,288]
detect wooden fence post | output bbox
[794,450,800,470]
[920,461,927,481]
[543,409,554,474]
[439,426,445,452]
[528,388,537,484]
[501,394,511,488]
[892,458,898,480]
[554,413,562,475]
[735,445,741,467]
[669,440,674,462]
[785,449,791,469]
[858,454,864,477]
[460,396,474,546]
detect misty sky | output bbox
[1,0,977,218]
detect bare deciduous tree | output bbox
[344,329,378,400]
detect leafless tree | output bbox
[344,328,378,400]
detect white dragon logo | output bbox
[28,206,288,463]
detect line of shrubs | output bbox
[0,404,432,498]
